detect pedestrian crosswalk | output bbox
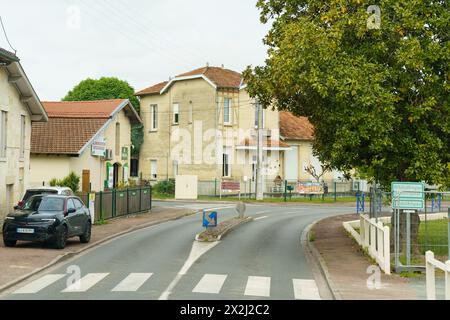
[12,272,321,300]
[111,273,153,292]
[192,274,228,294]
[244,276,271,297]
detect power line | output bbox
[75,0,197,67]
[112,0,206,63]
[0,16,17,54]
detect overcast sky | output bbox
[0,0,270,100]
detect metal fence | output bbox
[77,186,152,222]
[196,178,361,201]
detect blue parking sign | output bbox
[203,211,218,228]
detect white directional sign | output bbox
[391,182,425,210]
[91,137,106,157]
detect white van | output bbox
[16,187,74,208]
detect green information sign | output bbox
[391,182,425,210]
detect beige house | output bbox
[136,66,345,191]
[279,111,343,182]
[136,66,293,186]
[30,99,142,192]
[0,48,48,220]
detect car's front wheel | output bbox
[54,226,67,249]
[79,220,91,244]
[3,237,16,247]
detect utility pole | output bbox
[255,101,264,200]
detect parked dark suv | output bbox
[2,195,92,249]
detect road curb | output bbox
[0,209,198,294]
[195,216,254,242]
[302,218,343,300]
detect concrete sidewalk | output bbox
[310,214,418,300]
[0,206,196,291]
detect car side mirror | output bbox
[66,208,76,216]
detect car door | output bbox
[73,198,88,235]
[65,198,78,236]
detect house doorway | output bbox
[82,170,90,193]
[6,184,14,214]
[113,163,120,188]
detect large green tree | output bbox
[63,77,143,157]
[244,0,450,189]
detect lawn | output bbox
[418,219,448,256]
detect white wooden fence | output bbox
[425,251,450,300]
[343,214,391,275]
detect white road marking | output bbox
[158,241,219,300]
[254,216,268,221]
[62,273,109,292]
[244,276,271,297]
[13,274,66,294]
[111,273,153,292]
[192,274,228,294]
[292,279,321,300]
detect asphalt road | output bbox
[1,201,354,300]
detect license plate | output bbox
[17,228,34,234]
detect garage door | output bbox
[284,146,298,181]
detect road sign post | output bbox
[391,182,425,210]
[235,202,246,219]
[392,182,425,271]
[202,210,218,228]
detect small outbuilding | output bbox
[30,99,142,192]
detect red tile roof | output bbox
[42,99,126,118]
[31,118,106,155]
[279,111,314,140]
[135,66,243,96]
[177,66,242,88]
[134,81,168,96]
[31,99,141,155]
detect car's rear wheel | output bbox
[3,238,16,247]
[79,220,91,244]
[54,226,67,249]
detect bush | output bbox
[49,178,59,187]
[49,172,80,193]
[154,180,175,195]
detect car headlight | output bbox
[5,217,14,220]
[40,218,56,223]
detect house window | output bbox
[150,104,158,131]
[0,111,7,158]
[150,160,157,179]
[222,148,231,177]
[115,123,120,156]
[224,98,232,124]
[20,115,25,159]
[173,103,179,124]
[173,160,178,177]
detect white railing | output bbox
[425,251,450,300]
[343,214,391,275]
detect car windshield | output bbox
[22,196,43,211]
[37,198,65,212]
